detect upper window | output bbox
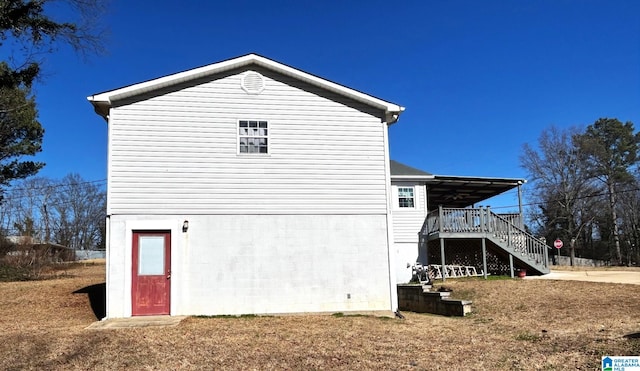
[238,120,268,154]
[398,187,415,208]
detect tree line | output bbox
[521,118,640,266]
[0,174,106,251]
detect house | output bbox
[389,160,549,283]
[3,236,75,262]
[88,54,404,318]
[88,54,548,319]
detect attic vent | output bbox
[241,72,265,94]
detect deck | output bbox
[419,207,550,277]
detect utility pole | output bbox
[43,203,50,243]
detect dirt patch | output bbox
[0,263,638,370]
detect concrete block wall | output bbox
[397,284,472,317]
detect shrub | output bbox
[0,238,65,281]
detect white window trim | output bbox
[397,186,416,209]
[237,119,269,155]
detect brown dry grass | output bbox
[0,263,638,370]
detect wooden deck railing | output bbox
[422,207,492,235]
[420,206,549,271]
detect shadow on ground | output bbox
[73,283,106,320]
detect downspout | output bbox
[104,105,113,319]
[104,215,110,319]
[383,108,403,314]
[382,118,398,313]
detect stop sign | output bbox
[554,239,563,249]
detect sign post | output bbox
[554,239,563,265]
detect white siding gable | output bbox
[107,68,389,215]
[391,182,427,243]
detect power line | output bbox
[5,178,106,193]
[0,179,107,203]
[490,185,640,210]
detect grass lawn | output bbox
[0,262,638,370]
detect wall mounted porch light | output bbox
[182,220,189,233]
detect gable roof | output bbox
[390,160,433,179]
[87,53,405,122]
[390,160,526,208]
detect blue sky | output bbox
[24,0,640,211]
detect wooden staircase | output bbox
[420,206,550,276]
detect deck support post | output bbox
[418,235,428,267]
[509,254,514,278]
[440,238,446,282]
[517,182,524,229]
[482,238,488,280]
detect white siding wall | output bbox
[394,242,418,283]
[107,214,393,317]
[391,182,427,243]
[104,68,397,317]
[390,182,428,283]
[107,69,387,215]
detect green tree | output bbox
[0,0,104,86]
[0,76,43,196]
[0,0,104,200]
[574,118,640,264]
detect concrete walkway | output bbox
[525,270,640,285]
[86,315,187,330]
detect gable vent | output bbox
[241,72,265,94]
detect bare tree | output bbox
[0,176,55,241]
[615,178,640,265]
[0,174,105,250]
[521,126,600,264]
[49,174,105,250]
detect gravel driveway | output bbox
[526,270,640,285]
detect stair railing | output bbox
[420,206,549,271]
[490,213,548,269]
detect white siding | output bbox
[394,242,418,283]
[107,69,388,215]
[106,214,394,317]
[391,182,427,243]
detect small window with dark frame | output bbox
[238,120,268,154]
[398,187,415,208]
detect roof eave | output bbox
[391,174,435,181]
[87,98,110,121]
[430,175,527,186]
[86,54,404,121]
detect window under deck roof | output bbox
[390,160,524,209]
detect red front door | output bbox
[132,231,171,316]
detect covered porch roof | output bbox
[390,160,525,209]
